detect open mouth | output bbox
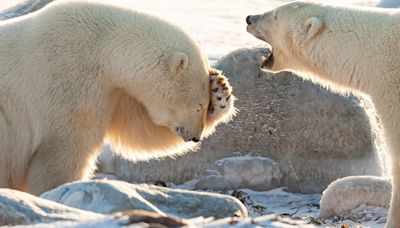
[261,51,274,69]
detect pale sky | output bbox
[0,0,383,11]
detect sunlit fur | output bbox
[248,2,400,227]
[105,91,197,161]
[106,69,236,161]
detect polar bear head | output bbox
[100,8,235,159]
[137,50,211,144]
[246,1,390,93]
[246,1,330,73]
[107,46,211,142]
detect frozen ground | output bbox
[173,177,387,227]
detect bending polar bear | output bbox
[0,0,236,195]
[246,2,400,227]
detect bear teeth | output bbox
[261,52,274,69]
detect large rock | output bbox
[195,174,228,191]
[0,188,103,226]
[96,145,115,175]
[194,156,283,191]
[0,0,54,20]
[115,47,385,193]
[319,176,391,218]
[41,179,247,219]
[377,0,400,8]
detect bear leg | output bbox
[387,159,400,228]
[25,136,101,195]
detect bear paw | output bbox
[207,69,235,122]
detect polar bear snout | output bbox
[246,15,260,25]
[246,15,267,42]
[246,15,252,25]
[175,126,202,143]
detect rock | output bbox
[214,156,282,191]
[41,179,247,219]
[0,0,55,20]
[194,156,283,191]
[195,175,227,191]
[202,169,222,177]
[319,176,391,218]
[12,210,189,228]
[13,212,316,228]
[0,188,103,226]
[115,47,385,193]
[96,145,115,175]
[377,0,400,8]
[120,209,188,227]
[93,173,119,180]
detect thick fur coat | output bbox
[247,2,400,227]
[0,0,235,195]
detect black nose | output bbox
[246,15,252,25]
[191,137,200,143]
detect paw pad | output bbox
[207,69,234,119]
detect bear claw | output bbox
[207,69,234,119]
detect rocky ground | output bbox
[169,156,389,228]
[95,154,391,228]
[0,171,390,227]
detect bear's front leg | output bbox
[207,69,236,125]
[25,135,102,195]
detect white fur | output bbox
[247,1,400,227]
[0,0,235,195]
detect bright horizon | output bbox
[0,0,383,9]
[0,0,390,60]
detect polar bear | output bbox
[246,1,400,227]
[0,0,236,195]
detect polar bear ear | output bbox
[304,17,323,39]
[170,51,189,74]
